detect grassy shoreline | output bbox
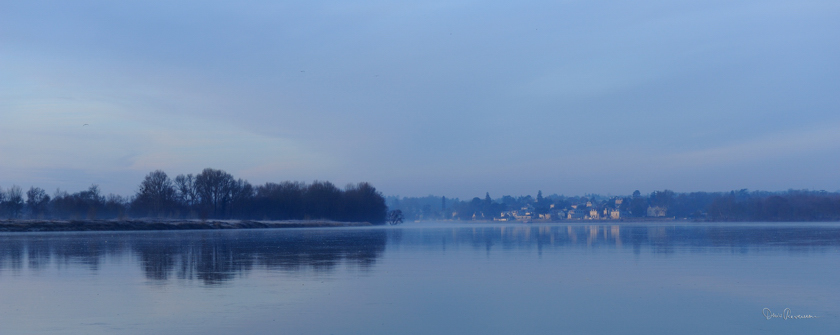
[0,219,373,232]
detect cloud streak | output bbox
[2,0,839,197]
[667,125,840,167]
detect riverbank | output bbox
[0,219,373,232]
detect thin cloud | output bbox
[667,125,840,167]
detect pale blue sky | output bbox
[2,0,839,198]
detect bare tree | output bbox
[387,210,403,225]
[0,187,5,217]
[26,187,50,218]
[4,186,24,219]
[174,174,198,208]
[229,179,254,218]
[134,170,176,217]
[195,168,236,218]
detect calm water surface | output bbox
[0,222,838,334]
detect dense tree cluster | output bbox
[0,168,388,224]
[705,189,840,221]
[0,185,129,220]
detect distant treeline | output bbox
[387,189,840,222]
[0,168,388,224]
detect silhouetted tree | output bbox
[388,209,404,225]
[254,182,305,220]
[535,190,551,214]
[195,168,236,218]
[132,170,177,217]
[2,186,24,218]
[50,185,105,219]
[26,187,50,218]
[103,194,128,219]
[649,190,675,209]
[174,173,198,216]
[0,188,5,217]
[343,182,387,223]
[304,181,341,220]
[228,179,254,219]
[629,194,648,217]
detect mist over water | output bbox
[0,223,837,334]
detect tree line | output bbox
[0,168,388,224]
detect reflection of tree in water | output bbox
[133,230,387,285]
[0,234,129,273]
[27,239,52,270]
[0,229,386,285]
[0,225,837,281]
[175,239,255,285]
[0,239,25,272]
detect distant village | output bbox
[387,189,840,222]
[496,197,668,222]
[387,191,676,223]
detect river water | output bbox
[0,222,837,334]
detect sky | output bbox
[1,0,839,199]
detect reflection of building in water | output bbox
[611,225,621,247]
[0,225,645,274]
[587,226,599,245]
[4,226,840,280]
[398,225,840,255]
